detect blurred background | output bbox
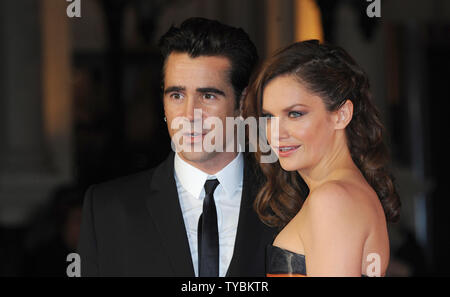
[0,0,448,276]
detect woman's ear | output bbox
[334,99,353,129]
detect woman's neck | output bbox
[298,138,359,192]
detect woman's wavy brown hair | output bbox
[242,40,401,229]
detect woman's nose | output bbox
[267,117,289,143]
[278,120,290,140]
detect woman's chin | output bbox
[278,160,302,172]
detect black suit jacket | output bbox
[77,152,276,276]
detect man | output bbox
[77,17,276,277]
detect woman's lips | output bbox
[275,145,301,157]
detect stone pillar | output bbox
[293,0,324,42]
[0,0,73,226]
[41,0,74,183]
[0,0,46,173]
[265,0,294,57]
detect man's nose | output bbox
[184,98,202,122]
[184,97,197,122]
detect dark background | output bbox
[0,0,448,276]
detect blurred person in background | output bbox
[24,185,83,276]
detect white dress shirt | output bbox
[174,152,244,277]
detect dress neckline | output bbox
[270,245,305,258]
[268,244,369,277]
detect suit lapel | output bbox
[144,152,195,276]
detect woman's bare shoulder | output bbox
[302,180,375,232]
[306,180,359,209]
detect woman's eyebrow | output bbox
[262,103,308,114]
[282,103,309,111]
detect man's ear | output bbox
[334,99,353,129]
[236,87,248,117]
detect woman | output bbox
[242,40,401,276]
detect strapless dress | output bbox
[266,245,368,277]
[266,245,307,277]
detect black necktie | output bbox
[197,179,220,277]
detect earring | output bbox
[163,116,167,122]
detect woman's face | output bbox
[262,75,337,172]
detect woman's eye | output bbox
[262,113,273,118]
[288,111,304,118]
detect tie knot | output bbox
[204,179,220,196]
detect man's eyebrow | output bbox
[164,86,185,94]
[196,87,225,96]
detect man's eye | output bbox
[170,93,183,100]
[288,111,305,118]
[203,93,216,100]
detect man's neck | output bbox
[178,151,239,175]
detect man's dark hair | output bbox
[158,17,258,106]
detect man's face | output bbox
[163,52,239,165]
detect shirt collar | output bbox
[174,152,244,200]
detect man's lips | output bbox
[181,130,209,136]
[182,131,208,144]
[182,132,205,136]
